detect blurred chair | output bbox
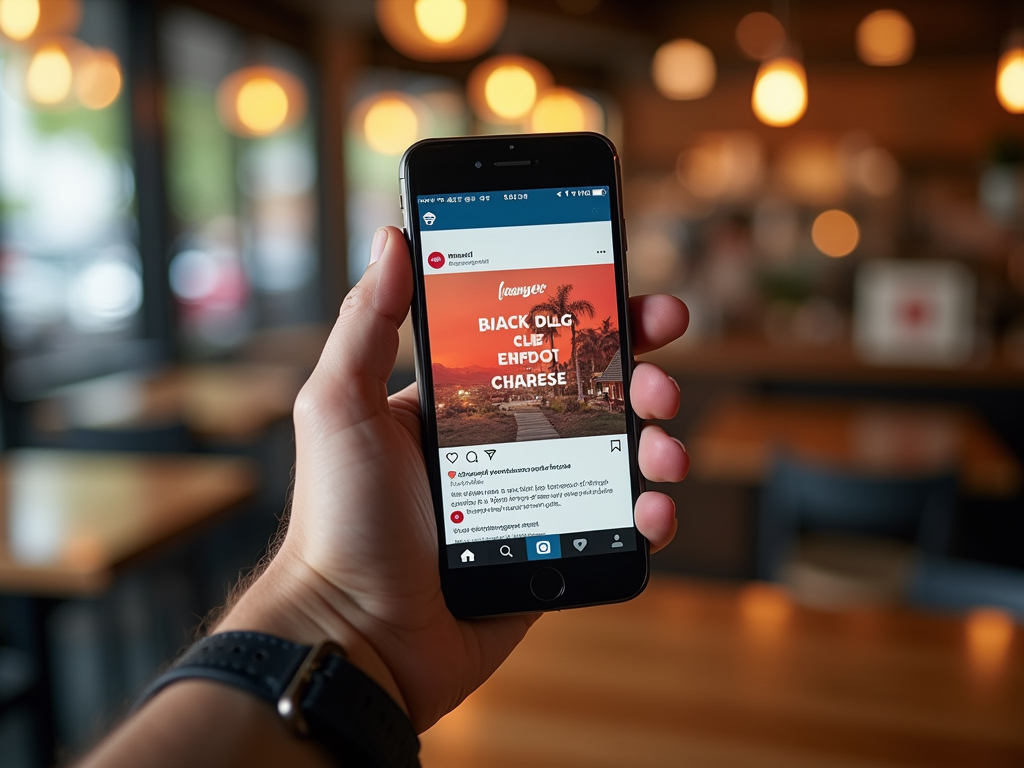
[910,556,1024,619]
[757,455,957,606]
[60,421,193,454]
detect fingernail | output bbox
[369,228,388,265]
[668,376,680,392]
[672,437,686,453]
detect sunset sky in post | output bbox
[424,264,619,369]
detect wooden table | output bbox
[686,397,1021,497]
[0,450,257,595]
[420,577,1024,768]
[36,363,306,443]
[0,450,257,765]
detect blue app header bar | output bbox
[415,186,611,231]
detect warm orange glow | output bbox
[652,39,716,100]
[752,56,807,127]
[74,48,122,110]
[26,43,72,105]
[362,94,420,155]
[735,11,785,61]
[812,209,860,258]
[966,607,1015,677]
[414,0,466,43]
[777,140,846,205]
[676,132,764,201]
[857,10,914,66]
[468,55,551,124]
[529,87,602,133]
[996,41,1024,114]
[850,146,900,197]
[740,583,792,643]
[376,0,506,62]
[0,0,39,40]
[236,77,289,135]
[216,66,307,138]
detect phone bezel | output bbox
[400,133,648,618]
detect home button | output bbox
[530,567,565,601]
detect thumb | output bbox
[302,226,413,424]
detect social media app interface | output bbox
[416,186,636,569]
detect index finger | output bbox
[629,295,689,355]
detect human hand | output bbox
[218,226,690,733]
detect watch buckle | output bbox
[278,639,346,736]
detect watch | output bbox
[133,632,420,768]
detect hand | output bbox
[219,226,690,733]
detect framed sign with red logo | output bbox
[853,260,975,367]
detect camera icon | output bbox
[535,540,551,555]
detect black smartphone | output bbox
[400,132,647,618]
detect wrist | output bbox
[214,549,409,718]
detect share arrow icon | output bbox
[484,449,497,460]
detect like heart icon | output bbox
[448,471,456,479]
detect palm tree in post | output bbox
[531,284,595,401]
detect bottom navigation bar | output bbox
[446,528,636,569]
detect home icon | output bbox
[460,549,475,563]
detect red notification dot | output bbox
[450,510,464,524]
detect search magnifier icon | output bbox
[499,545,513,558]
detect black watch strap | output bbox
[133,632,420,768]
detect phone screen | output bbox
[414,185,637,571]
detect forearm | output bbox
[78,551,407,768]
[78,680,335,768]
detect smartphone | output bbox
[400,132,647,618]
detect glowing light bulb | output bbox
[996,42,1024,114]
[812,209,859,257]
[857,10,914,66]
[0,0,39,40]
[752,56,807,127]
[26,43,72,105]
[652,39,716,100]
[364,96,419,155]
[414,0,466,44]
[236,77,290,135]
[75,48,122,110]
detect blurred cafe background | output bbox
[0,0,1022,766]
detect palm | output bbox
[292,380,535,732]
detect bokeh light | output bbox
[856,10,915,67]
[996,40,1024,114]
[739,582,792,644]
[850,145,900,197]
[237,77,289,135]
[735,11,785,61]
[677,132,764,201]
[376,0,506,62]
[529,87,602,133]
[0,0,39,41]
[216,66,307,138]
[652,39,716,100]
[812,209,860,258]
[362,94,420,155]
[74,48,122,110]
[752,56,807,127]
[777,140,846,205]
[468,55,551,124]
[414,0,466,43]
[966,607,1015,678]
[26,43,73,106]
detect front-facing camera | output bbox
[475,161,482,168]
